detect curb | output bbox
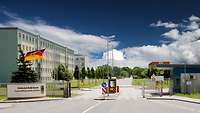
[0,98,64,103]
[147,97,200,104]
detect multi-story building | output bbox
[74,54,88,70]
[66,48,75,73]
[0,27,75,82]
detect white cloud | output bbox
[102,49,124,61]
[189,15,200,22]
[2,10,200,68]
[187,21,199,30]
[150,20,178,28]
[0,11,119,57]
[93,15,200,67]
[120,16,200,67]
[162,29,179,40]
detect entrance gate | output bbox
[142,78,170,98]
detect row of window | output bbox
[40,59,65,66]
[39,40,66,53]
[20,44,67,61]
[40,77,52,81]
[76,57,85,61]
[21,44,36,52]
[18,32,66,53]
[18,32,36,45]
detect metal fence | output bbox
[0,83,7,97]
[46,81,71,97]
[141,79,170,98]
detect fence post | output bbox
[64,81,69,98]
[142,79,145,98]
[69,82,71,97]
[160,80,163,97]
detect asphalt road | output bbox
[1,78,200,113]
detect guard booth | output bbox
[108,78,119,94]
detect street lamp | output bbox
[100,35,115,79]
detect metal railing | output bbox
[0,83,7,97]
[141,79,170,98]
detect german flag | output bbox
[24,49,45,61]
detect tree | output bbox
[55,64,73,81]
[73,65,80,80]
[113,66,121,78]
[120,70,129,78]
[87,67,92,79]
[95,67,102,79]
[132,67,148,79]
[80,67,87,80]
[148,68,160,77]
[11,45,39,83]
[91,67,95,79]
[121,67,131,77]
[57,64,66,80]
[65,68,73,81]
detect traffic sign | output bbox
[101,82,107,88]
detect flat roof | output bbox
[0,27,74,50]
[0,27,18,29]
[156,64,200,68]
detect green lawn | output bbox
[132,79,143,86]
[71,79,104,88]
[0,96,7,101]
[175,93,200,99]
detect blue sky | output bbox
[1,0,200,67]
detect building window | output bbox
[22,34,25,39]
[81,63,84,66]
[29,36,31,43]
[32,38,35,44]
[26,35,28,42]
[18,32,21,38]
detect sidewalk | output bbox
[0,97,63,103]
[147,95,200,104]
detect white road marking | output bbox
[82,102,102,113]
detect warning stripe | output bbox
[102,88,107,94]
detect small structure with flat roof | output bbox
[155,64,200,93]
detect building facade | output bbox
[156,64,200,93]
[66,48,75,73]
[74,54,88,70]
[0,27,75,82]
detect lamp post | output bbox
[100,35,115,79]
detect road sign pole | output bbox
[142,80,145,98]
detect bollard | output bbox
[142,80,145,98]
[69,82,71,97]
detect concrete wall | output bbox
[0,28,18,83]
